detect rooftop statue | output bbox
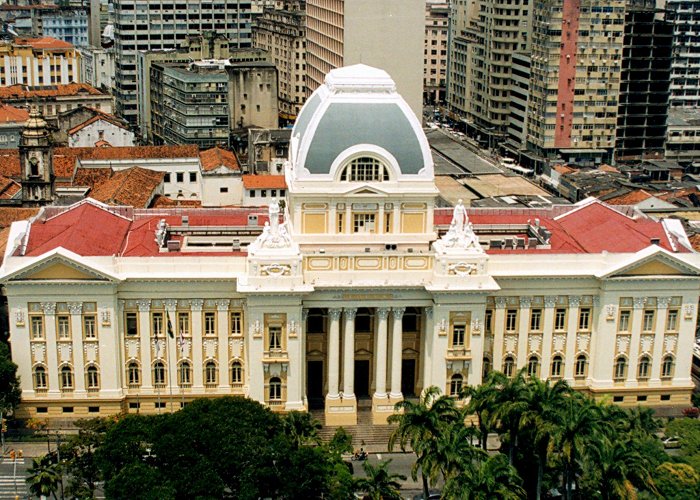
[251,199,293,250]
[440,199,482,252]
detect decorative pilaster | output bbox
[374,308,390,398]
[342,308,357,399]
[564,296,581,380]
[68,302,86,394]
[627,298,646,384]
[650,298,670,385]
[327,308,342,399]
[422,307,434,389]
[517,296,531,368]
[492,297,507,371]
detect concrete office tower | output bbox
[88,0,101,47]
[305,0,424,118]
[666,0,700,107]
[526,0,625,169]
[448,0,532,149]
[113,0,254,127]
[446,0,477,120]
[424,0,450,105]
[615,0,672,163]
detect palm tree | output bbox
[387,386,459,499]
[488,368,530,465]
[519,377,571,500]
[26,453,62,500]
[353,460,406,500]
[443,453,525,500]
[462,374,500,451]
[428,414,486,485]
[282,411,321,449]
[553,394,602,500]
[587,436,657,500]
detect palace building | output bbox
[2,65,699,425]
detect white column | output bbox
[190,300,205,389]
[286,309,304,410]
[216,300,230,390]
[564,296,581,381]
[137,299,152,389]
[42,302,60,396]
[327,308,342,399]
[68,302,86,394]
[492,298,507,371]
[627,297,646,384]
[342,308,357,399]
[541,296,557,380]
[374,307,390,398]
[390,307,405,398]
[301,309,309,405]
[517,297,531,368]
[421,307,434,390]
[650,298,669,385]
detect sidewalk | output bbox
[3,442,53,459]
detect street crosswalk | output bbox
[0,475,27,499]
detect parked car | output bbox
[662,436,681,449]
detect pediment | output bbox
[601,248,700,279]
[2,250,119,283]
[345,185,390,196]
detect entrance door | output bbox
[401,359,416,397]
[307,360,324,409]
[354,360,370,398]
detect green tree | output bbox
[443,453,525,500]
[488,369,530,466]
[283,410,322,449]
[388,386,459,499]
[586,436,656,500]
[553,394,602,500]
[462,374,500,450]
[0,342,21,416]
[26,453,62,500]
[666,417,700,473]
[654,462,700,500]
[353,459,406,500]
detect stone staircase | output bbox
[311,408,401,452]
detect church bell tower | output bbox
[20,106,54,206]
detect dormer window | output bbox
[340,157,389,182]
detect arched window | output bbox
[575,355,587,378]
[638,355,651,379]
[527,356,540,378]
[269,377,282,400]
[503,356,515,378]
[449,374,463,396]
[60,365,73,390]
[205,361,217,385]
[614,356,627,380]
[178,361,192,387]
[661,355,674,378]
[231,361,242,385]
[127,362,140,387]
[34,366,47,390]
[482,357,491,380]
[153,361,166,387]
[86,365,99,389]
[339,156,390,182]
[551,355,563,378]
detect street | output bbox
[0,459,28,500]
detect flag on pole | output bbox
[167,313,174,339]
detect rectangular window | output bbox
[230,312,242,335]
[530,309,542,331]
[189,172,197,182]
[164,173,171,183]
[452,323,466,347]
[176,172,184,182]
[125,312,138,336]
[204,312,216,336]
[177,312,190,336]
[220,187,228,193]
[57,315,71,339]
[337,212,344,233]
[554,308,567,331]
[578,308,591,331]
[485,310,493,334]
[31,316,44,339]
[505,309,517,332]
[643,310,655,332]
[261,190,267,197]
[269,325,282,350]
[88,406,100,413]
[83,315,97,339]
[618,310,631,332]
[250,190,256,198]
[353,213,376,233]
[384,213,392,233]
[151,312,163,337]
[666,309,679,331]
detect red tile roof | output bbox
[0,104,29,124]
[603,189,654,206]
[53,145,200,161]
[67,112,130,136]
[72,167,113,190]
[89,167,164,208]
[151,195,202,208]
[0,207,39,229]
[52,155,77,179]
[200,146,240,172]
[22,202,131,257]
[0,83,105,100]
[13,37,74,50]
[242,175,287,189]
[0,149,20,178]
[0,174,21,199]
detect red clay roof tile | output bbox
[242,175,286,189]
[199,146,240,172]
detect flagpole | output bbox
[167,312,174,413]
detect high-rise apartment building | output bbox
[113,0,254,127]
[0,37,81,87]
[424,0,450,104]
[449,0,532,149]
[526,0,625,169]
[305,0,424,118]
[446,0,477,120]
[615,0,672,162]
[252,0,306,124]
[666,0,700,107]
